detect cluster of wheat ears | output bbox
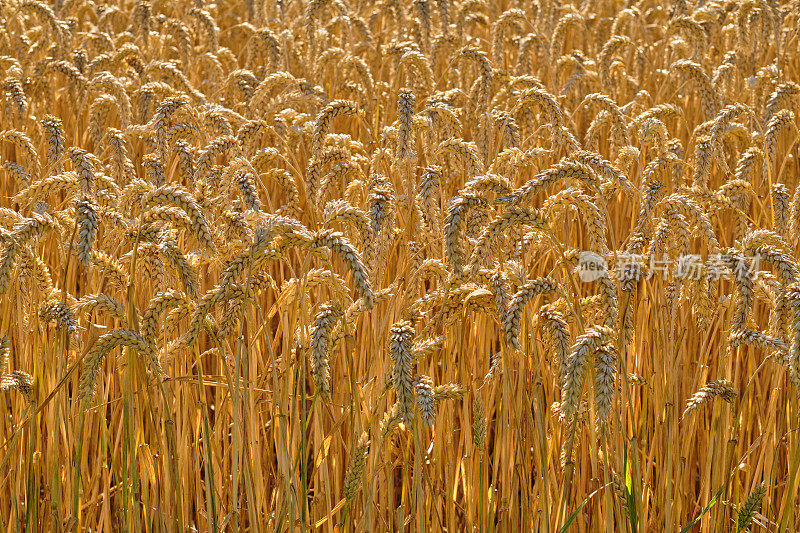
[1,0,800,531]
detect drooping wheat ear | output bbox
[503,278,559,350]
[433,285,496,327]
[515,31,546,74]
[744,242,798,287]
[3,74,27,119]
[366,183,395,283]
[312,100,360,155]
[550,11,583,60]
[106,128,136,185]
[389,320,416,424]
[472,394,486,451]
[651,204,690,258]
[142,154,166,186]
[593,341,617,428]
[493,112,520,151]
[736,483,767,532]
[188,7,219,52]
[88,72,132,128]
[569,150,634,195]
[13,213,59,244]
[158,240,200,298]
[71,294,126,322]
[763,110,795,183]
[661,194,720,255]
[418,166,442,237]
[466,198,489,241]
[444,193,488,277]
[436,138,485,176]
[2,161,31,186]
[408,336,442,363]
[185,276,274,346]
[425,102,462,146]
[138,243,168,293]
[39,302,79,337]
[491,8,525,65]
[728,327,788,354]
[708,103,751,172]
[380,403,402,438]
[724,253,755,330]
[307,146,351,207]
[91,251,129,288]
[470,207,548,270]
[40,115,64,174]
[220,217,307,288]
[0,213,58,295]
[434,384,465,403]
[144,95,189,161]
[230,164,261,212]
[581,93,629,148]
[490,270,510,324]
[558,409,584,469]
[12,173,79,205]
[638,118,668,156]
[719,180,755,241]
[183,291,220,344]
[585,111,612,150]
[613,146,641,176]
[786,285,800,389]
[522,89,580,153]
[343,431,370,503]
[171,140,195,184]
[309,302,344,398]
[141,206,194,235]
[257,170,295,214]
[88,95,115,147]
[539,305,571,381]
[596,269,619,329]
[75,198,99,267]
[281,269,348,304]
[396,89,415,161]
[561,326,614,420]
[599,35,634,90]
[323,200,371,250]
[765,81,799,118]
[765,179,791,233]
[0,335,9,376]
[682,380,737,419]
[462,172,512,196]
[79,329,162,402]
[459,47,492,112]
[17,242,53,297]
[415,374,436,427]
[0,369,34,404]
[1,130,39,173]
[542,188,607,252]
[670,60,719,118]
[215,298,244,340]
[634,103,682,124]
[474,112,492,164]
[310,230,373,310]
[250,71,297,108]
[499,161,598,205]
[195,135,241,181]
[691,135,712,189]
[142,185,216,253]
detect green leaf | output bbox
[558,482,613,533]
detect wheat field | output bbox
[1,0,799,531]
